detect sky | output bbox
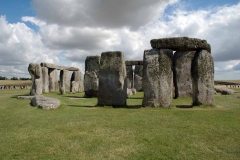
[0,0,240,80]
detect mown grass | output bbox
[0,89,240,159]
[0,80,32,86]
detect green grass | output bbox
[0,80,32,86]
[0,89,240,159]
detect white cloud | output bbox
[32,0,179,30]
[1,1,240,80]
[0,16,60,78]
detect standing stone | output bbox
[191,50,214,105]
[173,51,195,98]
[98,51,127,106]
[84,56,100,97]
[60,70,70,94]
[126,66,133,89]
[134,74,142,91]
[71,71,84,93]
[41,67,49,93]
[134,65,143,91]
[49,69,59,92]
[142,49,173,107]
[84,71,99,97]
[85,56,101,74]
[28,63,42,96]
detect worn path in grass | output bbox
[0,89,240,159]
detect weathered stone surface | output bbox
[28,63,42,96]
[134,74,142,91]
[41,62,79,71]
[127,88,137,96]
[215,88,234,95]
[17,96,35,100]
[84,56,100,96]
[70,71,84,92]
[84,71,98,97]
[126,66,133,89]
[41,67,49,93]
[31,96,61,109]
[192,50,214,105]
[60,70,70,94]
[49,69,59,92]
[150,37,211,52]
[126,64,143,90]
[142,49,173,107]
[98,51,127,106]
[173,51,195,98]
[85,56,101,75]
[125,60,143,66]
[71,81,79,93]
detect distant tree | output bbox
[11,77,18,80]
[0,76,8,80]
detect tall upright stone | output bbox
[84,71,98,97]
[60,70,70,94]
[142,49,173,107]
[71,71,84,93]
[84,56,100,97]
[28,63,42,95]
[191,50,214,105]
[41,67,49,93]
[126,66,133,89]
[98,51,127,106]
[134,65,143,91]
[49,69,59,92]
[173,51,195,98]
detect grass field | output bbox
[0,80,32,86]
[0,88,240,159]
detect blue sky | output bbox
[0,0,240,80]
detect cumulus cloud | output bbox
[32,0,178,29]
[0,16,60,77]
[1,1,240,80]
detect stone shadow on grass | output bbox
[68,104,142,109]
[11,93,30,98]
[176,105,193,109]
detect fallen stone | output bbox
[215,88,234,95]
[31,96,61,109]
[17,96,35,100]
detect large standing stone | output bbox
[41,67,49,93]
[142,49,173,107]
[28,63,42,96]
[84,56,100,97]
[173,51,195,98]
[191,50,214,105]
[71,71,84,93]
[134,65,143,91]
[126,66,133,89]
[84,71,98,97]
[98,51,127,106]
[85,56,101,74]
[49,69,59,92]
[60,70,70,94]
